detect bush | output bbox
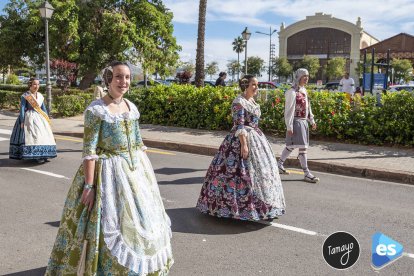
[125,84,238,130]
[0,90,21,109]
[53,94,93,117]
[6,74,21,85]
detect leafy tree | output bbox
[272,57,292,82]
[242,56,265,77]
[0,0,30,81]
[325,57,346,81]
[300,55,320,79]
[232,36,244,80]
[205,61,218,80]
[0,0,181,89]
[227,60,239,81]
[50,59,77,92]
[195,0,207,87]
[392,58,413,83]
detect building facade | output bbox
[278,13,379,82]
[361,33,414,64]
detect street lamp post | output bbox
[256,26,277,82]
[39,1,54,115]
[241,27,251,75]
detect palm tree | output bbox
[195,0,207,87]
[232,36,245,81]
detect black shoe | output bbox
[44,158,50,162]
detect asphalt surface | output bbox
[0,127,413,276]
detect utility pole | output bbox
[256,26,277,81]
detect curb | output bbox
[54,132,414,185]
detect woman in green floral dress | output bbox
[45,62,173,275]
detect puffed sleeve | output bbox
[19,95,26,121]
[82,109,101,160]
[232,103,247,137]
[284,89,296,131]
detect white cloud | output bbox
[164,0,413,79]
[179,36,277,77]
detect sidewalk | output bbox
[1,110,414,184]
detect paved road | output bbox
[0,126,413,276]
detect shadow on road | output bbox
[45,221,60,227]
[56,149,82,153]
[0,158,49,168]
[155,167,205,175]
[4,267,46,276]
[166,207,268,235]
[158,177,204,185]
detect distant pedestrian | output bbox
[215,71,227,86]
[9,77,56,163]
[277,68,320,183]
[339,72,355,98]
[45,61,173,275]
[93,80,107,100]
[196,74,286,221]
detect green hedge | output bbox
[0,84,93,95]
[53,94,93,117]
[125,85,414,146]
[1,84,413,146]
[0,89,94,117]
[0,90,21,109]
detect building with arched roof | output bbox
[278,13,379,82]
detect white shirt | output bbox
[339,77,355,94]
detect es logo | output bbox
[372,232,404,270]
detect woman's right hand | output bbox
[287,130,294,136]
[241,144,249,159]
[20,123,24,129]
[81,188,95,212]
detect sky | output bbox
[1,0,414,79]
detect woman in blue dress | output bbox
[196,75,286,221]
[9,77,56,163]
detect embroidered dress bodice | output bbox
[83,99,144,170]
[231,95,262,135]
[294,91,307,118]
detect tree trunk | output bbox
[195,0,207,88]
[237,53,240,81]
[79,71,97,90]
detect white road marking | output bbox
[21,168,70,179]
[258,220,414,261]
[0,137,8,142]
[264,221,319,236]
[403,252,414,259]
[0,129,12,135]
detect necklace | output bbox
[108,93,123,105]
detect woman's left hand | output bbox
[312,123,317,130]
[81,188,95,212]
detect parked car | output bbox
[324,82,340,91]
[190,80,216,87]
[388,85,414,93]
[258,81,278,90]
[135,80,163,87]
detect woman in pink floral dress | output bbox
[196,75,286,221]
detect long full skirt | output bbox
[196,128,286,221]
[45,150,173,275]
[9,110,57,160]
